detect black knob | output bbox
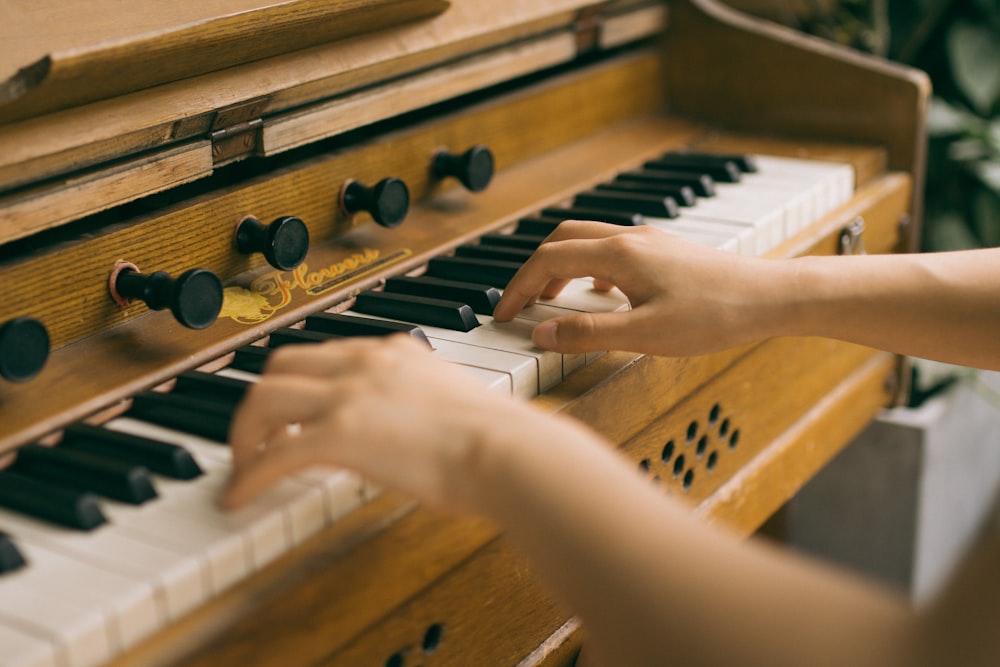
[114,268,223,330]
[0,317,49,382]
[340,178,410,228]
[235,215,309,271]
[432,145,494,192]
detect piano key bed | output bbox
[0,147,882,667]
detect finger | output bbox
[220,436,315,509]
[494,235,635,321]
[592,278,616,292]
[228,375,336,462]
[531,309,650,354]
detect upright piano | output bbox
[0,1,929,665]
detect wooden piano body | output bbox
[0,1,929,665]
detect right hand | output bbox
[493,221,789,357]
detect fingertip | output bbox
[533,320,558,350]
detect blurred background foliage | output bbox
[729,0,1000,251]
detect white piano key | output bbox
[419,316,564,392]
[535,278,630,314]
[645,215,754,254]
[0,577,111,667]
[453,364,514,394]
[291,468,367,522]
[0,540,160,653]
[428,337,540,399]
[105,418,324,567]
[678,198,785,253]
[0,623,57,667]
[0,507,204,623]
[215,366,263,384]
[750,155,854,215]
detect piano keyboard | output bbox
[0,151,854,667]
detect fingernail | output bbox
[533,321,558,349]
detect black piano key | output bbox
[596,181,697,207]
[129,391,232,443]
[61,423,202,480]
[477,233,546,250]
[643,156,741,183]
[268,327,343,349]
[230,345,271,374]
[573,190,679,218]
[304,312,431,346]
[425,256,522,289]
[352,291,479,332]
[173,370,250,407]
[541,207,643,226]
[0,470,106,531]
[515,217,566,236]
[0,531,27,573]
[661,150,758,173]
[453,244,534,264]
[616,170,716,197]
[383,276,501,315]
[12,443,157,505]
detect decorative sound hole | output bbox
[423,624,444,654]
[673,454,686,477]
[385,653,404,667]
[647,403,744,493]
[661,440,675,463]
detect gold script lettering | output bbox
[219,248,406,324]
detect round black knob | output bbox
[432,145,494,192]
[0,317,49,382]
[340,178,410,228]
[235,215,310,271]
[114,268,223,330]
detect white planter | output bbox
[785,370,1000,602]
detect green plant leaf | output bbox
[927,97,981,136]
[947,20,1000,115]
[971,159,1000,195]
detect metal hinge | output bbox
[209,97,269,166]
[839,217,867,255]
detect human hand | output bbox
[493,221,788,357]
[221,334,551,513]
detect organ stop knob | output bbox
[432,145,494,192]
[111,264,224,330]
[340,177,410,228]
[0,317,50,382]
[235,215,309,271]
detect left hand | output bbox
[221,334,552,514]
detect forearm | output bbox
[464,413,916,667]
[756,249,1000,370]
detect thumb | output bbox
[532,311,640,354]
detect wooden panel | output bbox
[0,0,624,191]
[0,141,213,244]
[0,0,451,123]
